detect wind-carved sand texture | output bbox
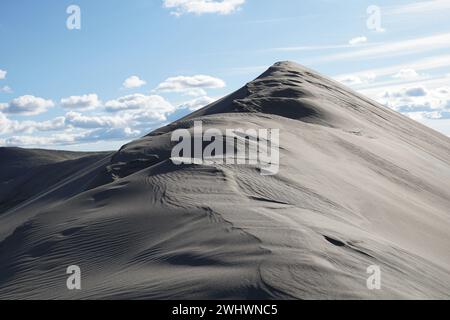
[0,61,449,299]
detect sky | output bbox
[1,0,450,151]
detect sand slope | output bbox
[1,61,450,299]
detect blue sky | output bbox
[1,0,450,151]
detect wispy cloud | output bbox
[385,0,450,15]
[319,33,450,62]
[359,75,450,99]
[336,73,376,86]
[265,42,376,53]
[335,54,450,82]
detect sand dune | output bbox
[1,61,450,299]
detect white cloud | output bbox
[349,36,367,45]
[0,112,65,135]
[335,54,450,88]
[65,111,130,129]
[2,134,77,147]
[184,88,208,97]
[376,85,450,117]
[404,87,428,97]
[320,33,450,62]
[0,112,12,134]
[266,42,378,53]
[386,0,450,15]
[155,75,225,94]
[1,119,141,147]
[392,69,420,79]
[0,86,13,93]
[60,94,101,110]
[2,95,54,115]
[81,127,141,142]
[179,96,216,111]
[122,75,147,89]
[335,73,376,86]
[106,94,173,112]
[0,69,6,80]
[434,87,450,96]
[163,0,245,16]
[36,117,67,131]
[336,75,361,86]
[1,92,180,147]
[383,86,428,98]
[405,110,450,124]
[105,94,175,123]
